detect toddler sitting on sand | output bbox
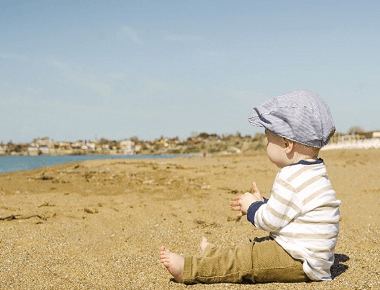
[160,90,341,284]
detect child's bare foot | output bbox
[159,246,184,283]
[200,236,209,252]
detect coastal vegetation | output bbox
[0,127,379,156]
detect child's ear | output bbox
[283,138,294,154]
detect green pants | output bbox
[182,236,309,284]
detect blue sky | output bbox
[1,0,379,143]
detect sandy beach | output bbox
[0,149,379,289]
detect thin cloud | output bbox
[0,52,29,62]
[121,26,143,44]
[48,58,112,97]
[165,34,202,42]
[49,58,70,71]
[109,73,127,80]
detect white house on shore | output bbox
[120,140,135,155]
[27,142,50,155]
[39,145,50,154]
[28,144,39,154]
[363,131,380,138]
[0,145,6,155]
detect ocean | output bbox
[0,155,183,174]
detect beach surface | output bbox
[1,149,379,289]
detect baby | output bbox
[160,90,341,284]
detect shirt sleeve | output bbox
[253,177,302,232]
[246,198,269,227]
[247,201,265,226]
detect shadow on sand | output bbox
[331,253,349,279]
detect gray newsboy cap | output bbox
[248,90,335,148]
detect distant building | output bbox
[361,131,380,138]
[28,144,39,154]
[86,142,96,151]
[35,137,53,148]
[134,144,142,153]
[120,140,135,155]
[71,140,84,149]
[27,142,50,155]
[39,145,50,155]
[59,142,71,150]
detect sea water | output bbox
[0,155,183,174]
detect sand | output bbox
[0,149,379,289]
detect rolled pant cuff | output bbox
[182,256,193,284]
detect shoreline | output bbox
[0,153,205,174]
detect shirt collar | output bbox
[291,158,324,166]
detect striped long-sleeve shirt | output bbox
[247,159,341,281]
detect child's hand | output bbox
[229,182,264,218]
[251,182,263,202]
[230,192,257,217]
